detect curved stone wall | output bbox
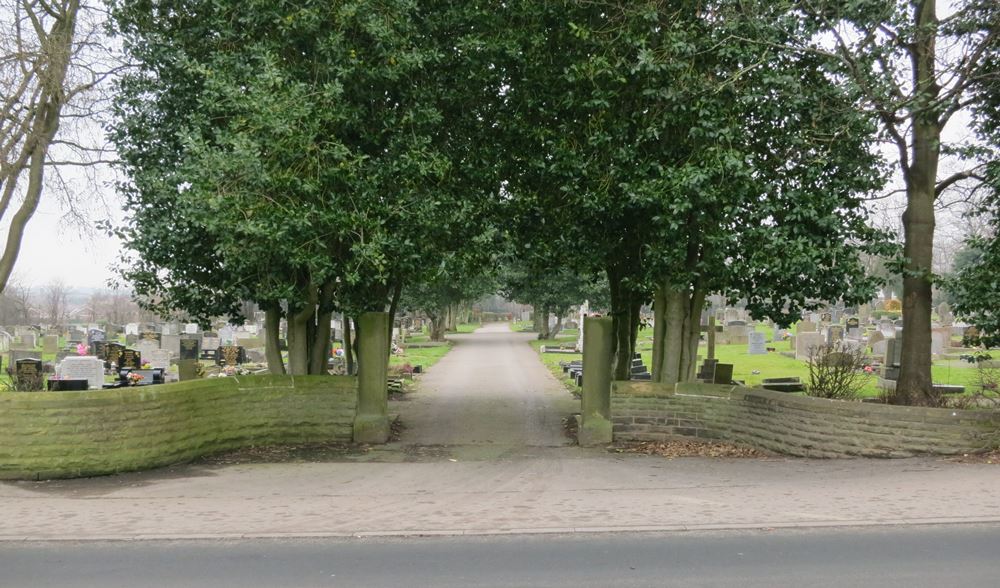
[0,375,357,480]
[612,381,1000,458]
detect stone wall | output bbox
[612,381,1000,458]
[0,375,357,480]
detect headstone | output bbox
[105,342,125,368]
[42,335,59,354]
[20,333,36,349]
[826,325,845,345]
[885,337,903,367]
[149,349,171,370]
[819,312,833,324]
[125,323,139,336]
[868,331,885,352]
[795,332,825,361]
[119,348,142,370]
[139,331,161,345]
[747,331,767,355]
[69,328,86,342]
[202,334,220,350]
[217,345,246,366]
[846,317,861,337]
[177,359,199,381]
[9,349,40,367]
[125,334,138,346]
[160,333,181,357]
[726,320,749,344]
[218,326,235,345]
[136,339,160,363]
[879,320,895,338]
[87,329,105,344]
[185,323,199,334]
[937,302,953,326]
[712,363,734,385]
[56,356,105,390]
[931,327,951,356]
[797,320,817,334]
[14,358,43,391]
[179,337,200,360]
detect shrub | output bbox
[806,342,870,400]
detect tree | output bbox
[502,0,891,382]
[786,0,1000,404]
[108,1,504,373]
[41,278,68,325]
[500,258,606,340]
[1,0,118,293]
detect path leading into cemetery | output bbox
[396,322,577,450]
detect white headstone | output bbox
[747,331,767,355]
[125,323,140,336]
[57,356,105,390]
[203,336,220,350]
[185,323,199,334]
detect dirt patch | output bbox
[563,414,579,441]
[610,439,772,459]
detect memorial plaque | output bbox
[57,356,105,389]
[105,342,125,369]
[139,331,161,344]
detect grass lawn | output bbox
[390,341,453,372]
[527,326,987,399]
[454,322,480,333]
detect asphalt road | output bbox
[5,525,999,588]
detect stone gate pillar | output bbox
[579,315,614,446]
[354,311,390,444]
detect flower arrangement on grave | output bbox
[76,342,88,355]
[127,372,144,386]
[141,362,151,369]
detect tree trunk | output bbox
[538,305,551,340]
[264,304,285,374]
[651,287,666,380]
[308,309,332,375]
[286,305,311,375]
[896,0,939,406]
[344,316,354,376]
[430,311,447,341]
[653,284,705,386]
[551,313,563,339]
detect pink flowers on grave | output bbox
[863,365,874,374]
[76,342,88,355]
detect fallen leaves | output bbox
[947,449,1000,465]
[611,439,770,459]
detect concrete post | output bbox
[353,311,390,444]
[579,316,614,446]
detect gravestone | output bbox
[137,339,160,362]
[184,323,199,334]
[846,317,861,337]
[820,351,853,368]
[218,326,235,345]
[879,320,895,338]
[826,325,845,345]
[937,302,954,326]
[14,358,43,391]
[868,331,886,354]
[68,328,86,342]
[149,349,171,370]
[931,327,952,356]
[125,334,138,346]
[795,332,825,361]
[125,323,139,336]
[726,320,749,344]
[161,333,181,357]
[119,348,142,370]
[747,331,767,355]
[712,363,734,385]
[216,345,246,366]
[177,359,199,381]
[819,312,833,324]
[139,331,161,345]
[87,329,105,344]
[42,335,58,354]
[20,333,36,349]
[9,349,40,368]
[797,320,817,334]
[179,337,200,360]
[202,334,220,350]
[57,356,105,390]
[105,342,125,368]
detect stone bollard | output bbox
[353,311,390,444]
[579,315,614,446]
